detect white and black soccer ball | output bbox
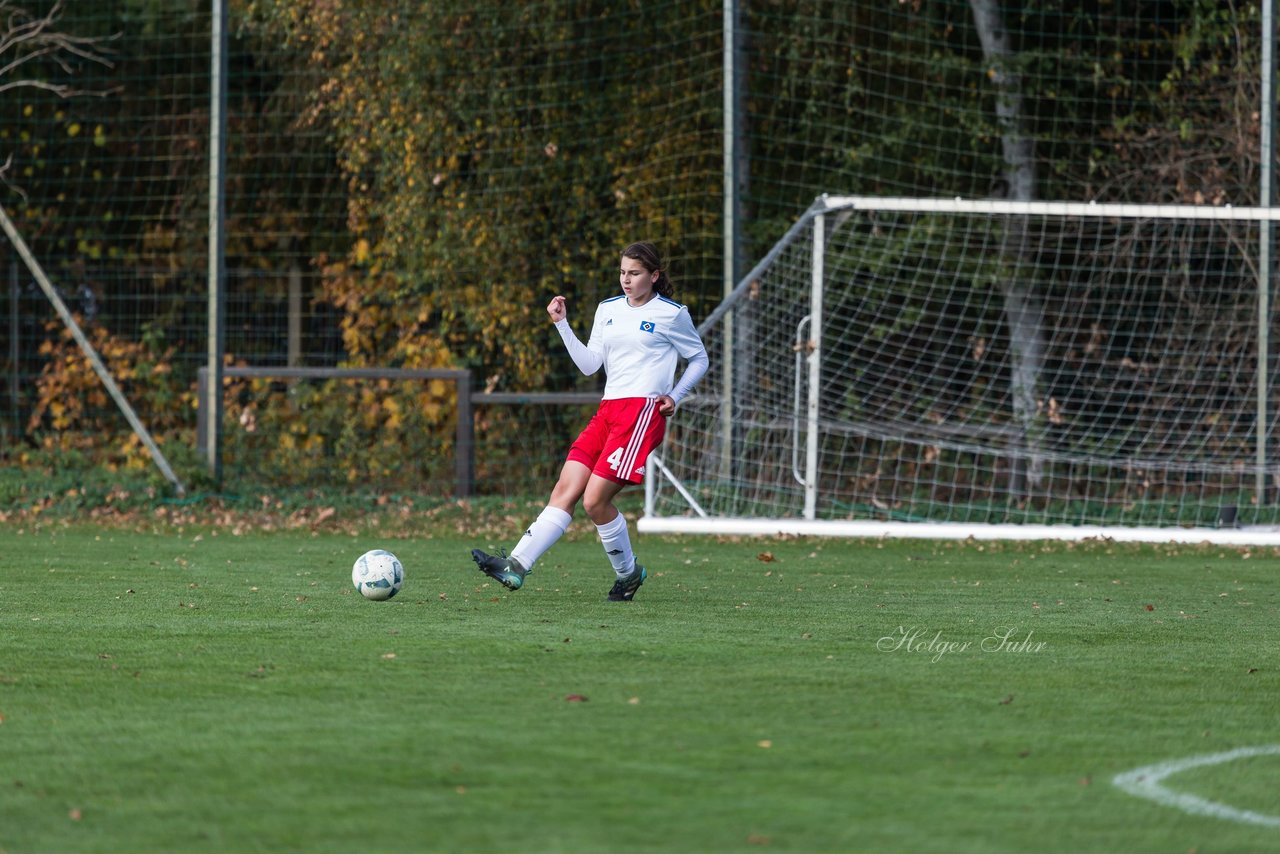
[351,549,404,601]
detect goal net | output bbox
[641,196,1280,544]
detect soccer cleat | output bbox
[471,548,528,590]
[607,563,647,602]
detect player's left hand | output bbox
[656,395,676,417]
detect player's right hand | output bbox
[547,295,567,322]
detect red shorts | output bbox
[567,397,666,485]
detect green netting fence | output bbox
[0,0,1272,502]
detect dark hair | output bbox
[621,241,674,298]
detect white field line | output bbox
[1112,746,1280,828]
[637,516,1280,546]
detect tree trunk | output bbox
[969,0,1045,496]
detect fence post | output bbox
[206,0,228,481]
[196,367,207,458]
[8,261,17,435]
[456,369,474,497]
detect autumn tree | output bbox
[0,0,116,195]
[242,0,723,390]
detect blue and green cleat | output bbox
[607,563,646,602]
[471,548,528,590]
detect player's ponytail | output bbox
[622,241,675,298]
[653,268,674,298]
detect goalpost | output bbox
[641,195,1280,545]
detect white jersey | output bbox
[555,293,709,404]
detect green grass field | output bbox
[2,518,1277,852]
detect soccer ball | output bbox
[351,549,404,601]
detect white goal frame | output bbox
[641,195,1280,545]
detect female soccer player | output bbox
[471,241,709,602]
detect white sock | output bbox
[595,512,635,577]
[510,506,571,572]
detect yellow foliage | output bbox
[27,320,190,439]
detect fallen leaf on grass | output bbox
[757,552,775,563]
[565,694,588,703]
